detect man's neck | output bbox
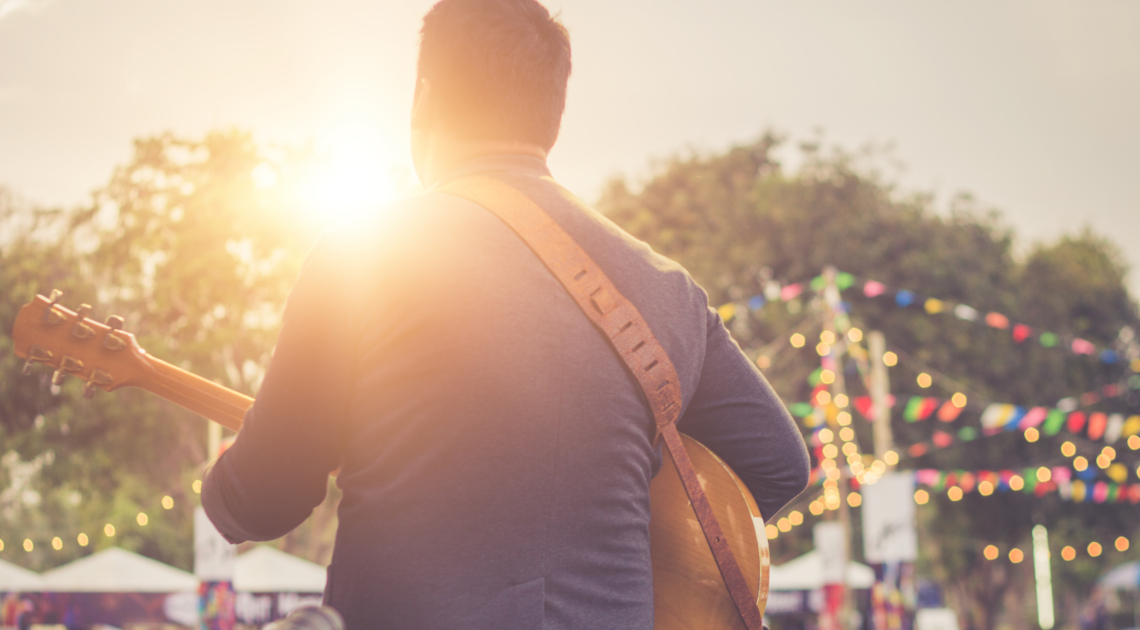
[418,139,548,189]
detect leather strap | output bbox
[439,175,764,630]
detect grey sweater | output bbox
[203,154,809,630]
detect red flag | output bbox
[1012,324,1032,343]
[1088,413,1107,440]
[937,400,963,422]
[1067,411,1087,434]
[985,312,1010,329]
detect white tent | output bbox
[39,547,197,593]
[768,550,876,591]
[234,546,327,593]
[1100,561,1140,591]
[0,558,42,591]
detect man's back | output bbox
[204,155,808,629]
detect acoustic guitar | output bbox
[12,291,770,629]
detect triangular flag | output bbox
[1018,407,1048,430]
[1042,409,1067,435]
[1012,324,1032,343]
[954,304,979,321]
[984,312,1010,329]
[936,400,962,422]
[1087,412,1107,440]
[1071,338,1096,355]
[1107,413,1130,442]
[1067,411,1087,434]
[863,280,887,297]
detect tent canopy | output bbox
[1100,561,1140,591]
[0,558,42,591]
[234,546,327,593]
[40,547,197,593]
[768,550,876,591]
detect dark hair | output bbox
[417,0,571,150]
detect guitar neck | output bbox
[134,354,252,431]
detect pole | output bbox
[868,331,893,465]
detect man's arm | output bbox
[202,236,354,543]
[676,307,810,519]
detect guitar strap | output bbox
[439,175,764,630]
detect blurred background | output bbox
[1,1,1138,629]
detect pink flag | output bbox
[1071,338,1096,355]
[863,281,887,297]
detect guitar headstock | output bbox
[11,290,155,398]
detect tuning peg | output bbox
[72,304,96,339]
[83,368,112,399]
[47,289,62,305]
[75,303,92,319]
[22,360,35,376]
[22,345,53,375]
[52,370,67,386]
[103,315,127,350]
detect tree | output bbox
[600,135,1140,630]
[0,130,341,570]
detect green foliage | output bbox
[0,130,327,571]
[600,134,1140,630]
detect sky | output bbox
[1,0,1138,295]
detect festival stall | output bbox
[765,550,876,625]
[12,547,199,628]
[231,546,325,627]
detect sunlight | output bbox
[293,117,403,227]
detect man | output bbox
[203,1,809,628]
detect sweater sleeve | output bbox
[676,307,810,520]
[202,235,354,543]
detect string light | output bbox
[137,512,149,526]
[766,524,779,539]
[778,518,792,532]
[162,496,174,510]
[1096,454,1111,469]
[834,393,849,408]
[847,328,863,342]
[0,540,4,551]
[77,533,88,546]
[816,342,831,356]
[978,480,994,496]
[1102,446,1116,461]
[883,351,898,367]
[810,500,824,516]
[951,392,967,408]
[1009,549,1024,564]
[820,369,836,385]
[823,444,839,459]
[847,493,862,507]
[917,373,932,388]
[884,451,899,466]
[1009,475,1025,491]
[837,412,852,426]
[839,427,855,442]
[1074,456,1089,472]
[1116,537,1130,552]
[23,539,33,552]
[193,480,202,494]
[1129,435,1140,450]
[1061,441,1076,457]
[819,428,834,443]
[104,524,116,537]
[51,537,62,550]
[948,487,963,501]
[1036,467,1051,483]
[984,545,999,560]
[1025,428,1040,443]
[915,489,930,505]
[1088,542,1102,557]
[820,331,836,345]
[1061,546,1076,561]
[789,510,804,525]
[790,333,806,348]
[842,442,858,456]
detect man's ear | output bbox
[411,78,434,130]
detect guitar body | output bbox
[652,434,770,629]
[13,292,770,629]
